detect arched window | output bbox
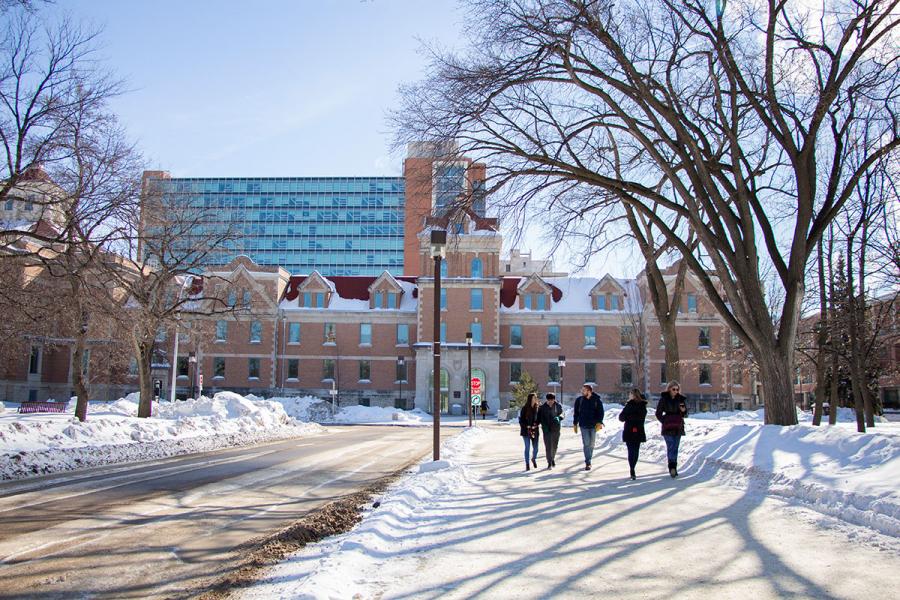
[471,258,483,278]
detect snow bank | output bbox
[331,404,432,424]
[242,427,489,600]
[596,406,900,537]
[0,393,323,480]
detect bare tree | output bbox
[393,0,900,425]
[102,183,239,418]
[0,8,121,249]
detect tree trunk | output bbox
[812,242,827,426]
[72,314,90,422]
[757,348,798,425]
[135,337,154,418]
[661,318,680,383]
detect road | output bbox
[0,425,438,599]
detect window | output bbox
[29,346,40,375]
[303,292,311,307]
[323,359,335,380]
[177,356,189,377]
[248,358,260,379]
[524,294,532,310]
[731,332,743,348]
[227,290,237,307]
[621,364,633,385]
[596,295,607,310]
[584,326,597,347]
[505,264,511,273]
[360,323,372,345]
[510,325,522,346]
[128,358,139,377]
[731,367,743,386]
[660,362,667,386]
[215,320,228,341]
[610,295,620,310]
[396,360,407,382]
[288,322,301,344]
[471,322,482,344]
[548,325,560,347]
[359,360,371,381]
[396,324,409,345]
[510,362,522,383]
[440,322,447,343]
[620,325,634,348]
[699,363,712,385]
[287,359,299,380]
[471,258,483,278]
[315,292,325,308]
[470,288,483,310]
[242,289,252,308]
[687,293,698,313]
[387,292,397,308]
[249,320,262,343]
[3,199,11,210]
[440,288,447,310]
[324,322,336,343]
[374,291,384,308]
[155,327,166,342]
[699,326,711,348]
[584,363,596,384]
[214,357,225,378]
[440,260,448,278]
[549,362,560,383]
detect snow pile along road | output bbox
[242,426,489,600]
[0,392,323,480]
[595,406,900,537]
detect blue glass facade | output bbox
[147,176,405,276]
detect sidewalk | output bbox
[241,422,900,600]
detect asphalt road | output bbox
[0,425,439,599]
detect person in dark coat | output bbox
[573,384,605,471]
[518,392,541,471]
[480,398,488,420]
[656,380,688,478]
[619,388,648,480]
[537,392,563,469]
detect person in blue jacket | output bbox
[573,384,605,471]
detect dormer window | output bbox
[524,293,547,310]
[374,291,384,309]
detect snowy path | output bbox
[245,424,900,600]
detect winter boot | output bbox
[668,460,677,479]
[526,460,531,472]
[532,458,538,469]
[630,468,636,480]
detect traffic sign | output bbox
[471,376,482,395]
[471,393,481,406]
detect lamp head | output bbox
[430,229,447,259]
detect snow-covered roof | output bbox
[501,276,642,314]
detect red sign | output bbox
[471,376,482,395]
[199,374,204,386]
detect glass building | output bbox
[145,176,405,276]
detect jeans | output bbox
[626,441,641,471]
[523,435,539,462]
[580,426,597,464]
[543,428,560,464]
[663,435,681,464]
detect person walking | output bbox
[518,392,541,471]
[656,381,688,478]
[480,398,488,420]
[573,384,605,471]
[619,388,648,480]
[537,392,563,469]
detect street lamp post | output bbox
[188,352,197,399]
[466,331,473,427]
[397,355,405,409]
[558,355,566,406]
[431,229,446,461]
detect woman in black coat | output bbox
[619,388,648,480]
[655,380,688,478]
[537,393,563,469]
[518,393,540,471]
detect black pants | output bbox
[543,428,560,464]
[626,441,642,471]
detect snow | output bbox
[0,393,324,480]
[330,404,431,424]
[241,408,900,599]
[501,276,643,313]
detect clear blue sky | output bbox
[55,0,464,177]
